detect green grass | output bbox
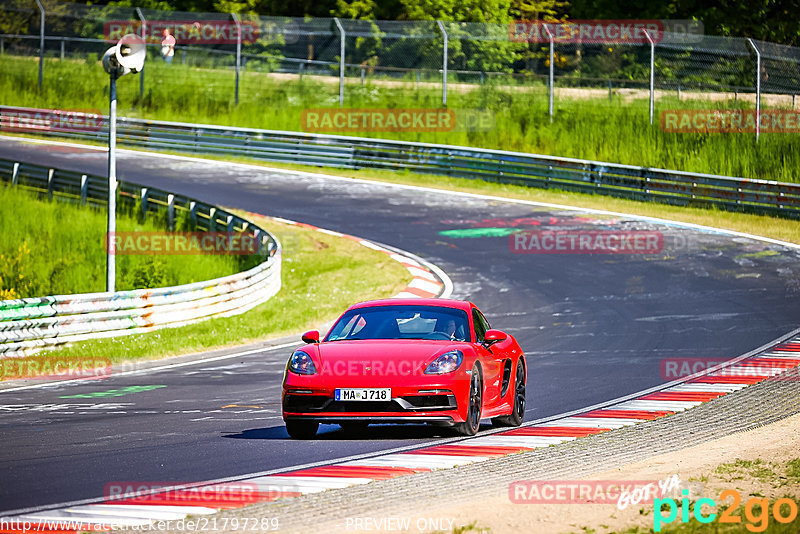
[0,184,248,299]
[31,214,411,365]
[591,458,800,533]
[2,55,799,182]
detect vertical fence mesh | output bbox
[1,1,799,120]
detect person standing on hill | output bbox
[160,28,176,64]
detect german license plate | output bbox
[335,388,391,401]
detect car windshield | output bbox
[326,305,470,342]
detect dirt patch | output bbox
[401,412,800,533]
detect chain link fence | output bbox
[1,1,799,133]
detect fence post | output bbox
[136,8,146,101]
[542,24,554,122]
[80,174,88,205]
[11,162,19,185]
[141,187,149,220]
[747,38,761,142]
[644,30,655,125]
[35,0,45,91]
[437,20,448,107]
[167,193,175,230]
[189,200,197,228]
[608,79,612,101]
[1,35,4,55]
[60,39,64,60]
[47,168,54,199]
[334,18,345,106]
[232,13,242,105]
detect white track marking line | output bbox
[408,278,443,294]
[666,383,749,393]
[342,454,487,469]
[612,400,704,412]
[243,476,373,492]
[468,435,576,447]
[535,417,640,428]
[97,504,218,515]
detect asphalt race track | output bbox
[2,137,800,514]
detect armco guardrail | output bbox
[0,156,281,356]
[2,105,799,219]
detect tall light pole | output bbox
[102,34,145,293]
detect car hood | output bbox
[314,339,463,377]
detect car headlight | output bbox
[424,350,463,375]
[288,350,317,375]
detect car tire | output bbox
[492,359,525,428]
[285,420,319,439]
[455,365,482,436]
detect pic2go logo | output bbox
[654,489,799,532]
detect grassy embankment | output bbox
[0,185,249,299]
[0,186,411,370]
[1,55,798,182]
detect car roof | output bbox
[347,298,475,312]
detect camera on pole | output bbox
[102,33,146,293]
[102,33,146,78]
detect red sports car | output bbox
[281,298,527,439]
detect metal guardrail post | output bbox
[34,0,45,91]
[80,174,88,205]
[141,187,149,220]
[644,30,655,125]
[542,24,554,122]
[189,200,197,227]
[747,38,761,143]
[47,168,54,199]
[232,13,242,105]
[334,18,345,107]
[136,8,146,101]
[437,21,448,107]
[11,162,19,185]
[167,193,175,230]
[60,39,64,60]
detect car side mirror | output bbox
[482,329,507,348]
[301,330,320,344]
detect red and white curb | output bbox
[268,216,451,300]
[4,336,799,532]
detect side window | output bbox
[472,309,489,342]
